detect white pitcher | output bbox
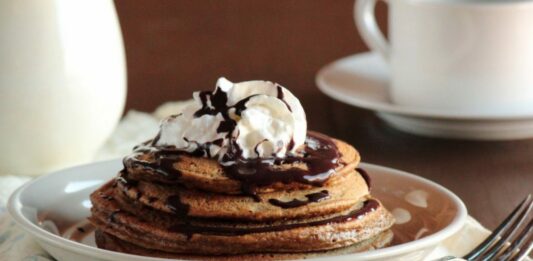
[0,0,126,175]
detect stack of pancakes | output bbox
[89,132,395,260]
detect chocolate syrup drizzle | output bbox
[167,199,379,236]
[116,171,193,217]
[276,85,292,112]
[69,223,96,242]
[193,86,254,146]
[268,190,329,209]
[108,210,121,223]
[222,133,339,201]
[148,197,158,204]
[123,149,184,180]
[116,171,138,189]
[166,195,190,215]
[148,82,297,160]
[99,192,115,201]
[124,132,340,202]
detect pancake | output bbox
[90,180,394,255]
[116,168,369,221]
[123,131,360,195]
[89,131,395,258]
[95,229,393,260]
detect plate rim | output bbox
[316,52,533,121]
[7,159,468,261]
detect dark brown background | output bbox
[114,0,532,229]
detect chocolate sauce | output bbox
[356,168,371,190]
[123,132,340,201]
[115,171,138,189]
[184,138,225,158]
[268,190,329,209]
[276,85,284,99]
[123,149,183,180]
[287,138,295,152]
[166,195,190,215]
[192,83,293,159]
[223,132,340,200]
[276,85,292,112]
[168,199,379,236]
[253,139,268,157]
[151,132,162,146]
[99,192,114,201]
[109,210,121,223]
[194,88,228,117]
[306,190,330,202]
[116,172,145,205]
[216,120,236,134]
[193,87,254,140]
[68,223,96,242]
[117,174,142,200]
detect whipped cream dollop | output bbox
[154,77,307,160]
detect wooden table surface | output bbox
[114,0,533,229]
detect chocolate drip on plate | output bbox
[69,223,96,242]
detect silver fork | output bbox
[437,194,533,261]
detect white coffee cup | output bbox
[355,0,533,115]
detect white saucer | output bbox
[316,52,533,140]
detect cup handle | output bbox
[354,0,390,61]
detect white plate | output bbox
[8,159,467,261]
[316,52,533,140]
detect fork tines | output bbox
[463,194,532,261]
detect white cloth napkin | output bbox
[0,101,492,261]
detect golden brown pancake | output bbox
[123,132,360,194]
[89,131,395,258]
[90,181,393,255]
[95,229,393,260]
[116,168,369,221]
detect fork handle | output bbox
[433,257,466,261]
